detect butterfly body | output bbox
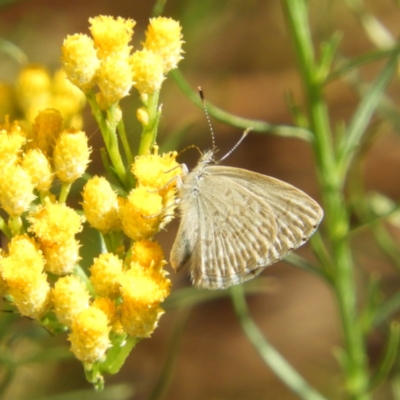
[170,150,323,290]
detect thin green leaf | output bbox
[337,48,400,181]
[370,322,400,390]
[230,285,328,400]
[171,69,313,141]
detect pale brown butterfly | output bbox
[170,89,323,290]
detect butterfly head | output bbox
[199,149,218,166]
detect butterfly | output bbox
[170,148,323,290]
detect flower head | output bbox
[28,199,84,244]
[97,52,133,105]
[90,252,123,298]
[89,15,135,57]
[52,275,90,326]
[22,149,53,192]
[0,122,26,167]
[130,50,165,94]
[53,129,91,183]
[1,235,50,319]
[144,17,184,73]
[119,267,169,338]
[62,34,100,92]
[0,163,35,217]
[42,238,81,275]
[82,176,121,233]
[119,187,163,240]
[30,108,63,155]
[69,306,111,363]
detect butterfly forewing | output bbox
[170,153,324,290]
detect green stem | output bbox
[0,216,11,239]
[282,1,370,398]
[117,118,134,166]
[138,91,161,155]
[171,69,313,141]
[86,93,130,189]
[58,182,71,204]
[230,285,327,400]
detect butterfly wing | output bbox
[171,165,323,290]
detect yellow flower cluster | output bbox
[0,112,90,216]
[0,65,86,127]
[62,15,183,105]
[0,13,186,377]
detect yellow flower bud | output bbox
[92,297,124,334]
[28,199,84,244]
[2,235,50,319]
[30,108,63,155]
[136,107,149,126]
[69,306,111,363]
[52,275,90,326]
[62,34,100,92]
[89,15,136,57]
[130,240,165,271]
[144,17,184,73]
[119,268,168,338]
[82,176,121,233]
[16,64,52,123]
[52,69,86,129]
[0,123,26,167]
[0,163,35,216]
[22,149,53,192]
[97,52,133,105]
[90,253,123,298]
[119,187,163,240]
[42,238,81,275]
[130,49,165,94]
[132,150,180,189]
[53,129,91,183]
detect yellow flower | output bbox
[132,149,180,189]
[119,268,168,338]
[62,34,100,92]
[28,199,84,244]
[144,17,184,73]
[90,253,123,298]
[22,149,53,192]
[89,15,135,57]
[0,163,35,217]
[53,129,91,183]
[52,275,90,326]
[15,64,52,123]
[81,176,121,233]
[97,52,133,105]
[69,306,111,364]
[1,235,50,319]
[130,49,165,94]
[130,240,165,272]
[41,238,81,275]
[119,187,163,240]
[92,296,124,334]
[30,108,63,155]
[52,69,87,129]
[0,122,26,167]
[132,148,181,229]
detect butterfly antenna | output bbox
[219,128,253,162]
[198,87,216,150]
